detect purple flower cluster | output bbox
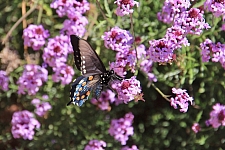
[52,64,74,85]
[43,35,72,68]
[102,26,136,76]
[110,49,136,77]
[192,123,201,133]
[170,88,193,113]
[157,0,191,24]
[200,39,225,69]
[174,8,211,35]
[109,112,134,145]
[11,110,40,140]
[51,0,89,37]
[148,38,175,63]
[91,90,116,111]
[121,145,139,150]
[112,76,144,103]
[137,45,157,83]
[114,0,139,16]
[31,98,52,117]
[84,139,106,150]
[204,0,225,18]
[17,65,48,95]
[206,103,225,128]
[50,0,89,17]
[0,70,9,91]
[23,24,49,50]
[152,3,210,63]
[61,11,88,37]
[102,26,133,52]
[43,35,74,85]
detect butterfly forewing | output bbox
[70,35,107,76]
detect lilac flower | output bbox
[91,90,116,111]
[11,110,40,140]
[157,0,191,24]
[61,11,88,37]
[121,145,139,150]
[84,139,106,150]
[222,24,225,31]
[17,65,48,95]
[23,24,49,50]
[43,35,72,68]
[112,76,143,104]
[136,44,146,59]
[114,0,139,16]
[192,123,201,133]
[170,88,193,113]
[31,98,52,117]
[0,70,9,91]
[137,45,157,82]
[174,8,211,35]
[148,38,175,63]
[109,112,134,145]
[102,27,133,52]
[200,39,225,69]
[52,64,74,85]
[206,103,225,128]
[165,25,190,49]
[110,49,136,77]
[50,0,89,17]
[204,0,225,18]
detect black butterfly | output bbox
[67,35,123,106]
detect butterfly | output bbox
[67,35,123,106]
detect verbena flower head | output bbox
[109,112,134,145]
[50,0,89,17]
[204,0,225,18]
[0,70,9,91]
[110,49,136,77]
[121,145,139,150]
[192,123,201,133]
[114,0,139,16]
[170,88,193,113]
[11,110,40,140]
[91,90,116,111]
[222,23,225,31]
[17,65,48,95]
[206,103,225,128]
[84,139,106,150]
[200,39,225,69]
[157,0,191,24]
[23,24,49,50]
[165,25,190,49]
[112,76,144,103]
[148,38,175,63]
[31,98,52,117]
[61,11,88,37]
[52,64,74,85]
[102,27,133,52]
[43,35,72,68]
[174,8,211,35]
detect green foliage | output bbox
[1,0,225,149]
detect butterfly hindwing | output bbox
[70,35,107,76]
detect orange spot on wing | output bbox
[88,76,94,81]
[79,87,82,91]
[81,95,85,99]
[86,91,91,96]
[82,82,86,86]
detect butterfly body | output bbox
[67,35,122,106]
